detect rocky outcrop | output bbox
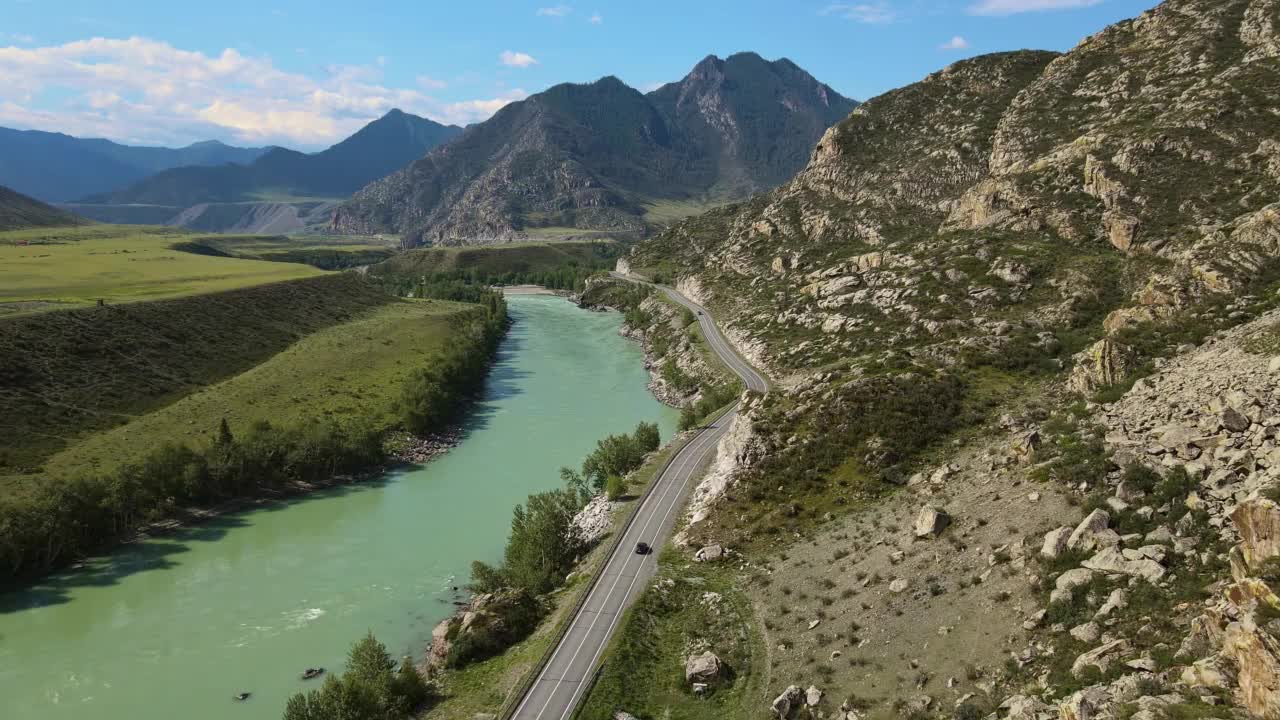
[571,494,615,547]
[677,396,767,539]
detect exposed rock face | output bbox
[1069,340,1137,394]
[571,493,615,547]
[1232,498,1280,574]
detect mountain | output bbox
[602,1,1280,717]
[90,110,464,207]
[0,185,85,230]
[329,52,856,244]
[0,127,267,202]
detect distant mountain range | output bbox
[89,110,463,207]
[0,128,268,203]
[0,185,84,231]
[330,52,857,244]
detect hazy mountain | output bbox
[329,53,856,244]
[0,185,85,230]
[90,110,464,207]
[0,128,267,203]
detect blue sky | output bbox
[0,0,1160,149]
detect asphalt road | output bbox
[608,271,769,394]
[506,277,768,720]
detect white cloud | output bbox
[0,36,519,147]
[443,90,528,123]
[499,50,538,68]
[821,1,896,23]
[536,5,572,17]
[589,12,603,24]
[940,35,970,50]
[417,75,447,90]
[969,0,1103,16]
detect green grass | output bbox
[0,273,399,480]
[35,298,476,481]
[0,225,325,310]
[577,555,766,720]
[641,198,731,226]
[180,234,400,269]
[377,240,622,278]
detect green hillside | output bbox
[0,273,396,474]
[0,185,86,231]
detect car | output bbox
[635,542,651,555]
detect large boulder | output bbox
[1068,339,1136,393]
[913,506,951,538]
[1051,568,1095,604]
[771,685,804,718]
[1071,639,1130,678]
[694,545,725,563]
[1067,509,1111,552]
[1041,526,1072,558]
[1082,546,1165,583]
[685,650,723,684]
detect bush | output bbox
[605,474,625,501]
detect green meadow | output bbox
[0,225,325,312]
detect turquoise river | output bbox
[0,295,678,720]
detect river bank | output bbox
[0,295,678,720]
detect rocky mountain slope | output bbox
[87,109,461,207]
[0,126,265,203]
[590,0,1280,717]
[0,185,85,231]
[329,53,856,245]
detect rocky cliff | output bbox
[595,1,1280,717]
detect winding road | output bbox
[505,275,768,720]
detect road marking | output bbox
[553,417,728,720]
[516,417,727,720]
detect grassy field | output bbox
[640,198,731,227]
[0,225,325,311]
[0,273,399,479]
[375,240,622,278]
[36,298,477,481]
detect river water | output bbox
[0,295,677,720]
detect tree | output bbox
[217,417,234,446]
[280,633,431,720]
[502,489,582,594]
[633,422,661,454]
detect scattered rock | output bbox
[1069,621,1101,643]
[889,577,910,593]
[806,685,823,707]
[913,506,951,538]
